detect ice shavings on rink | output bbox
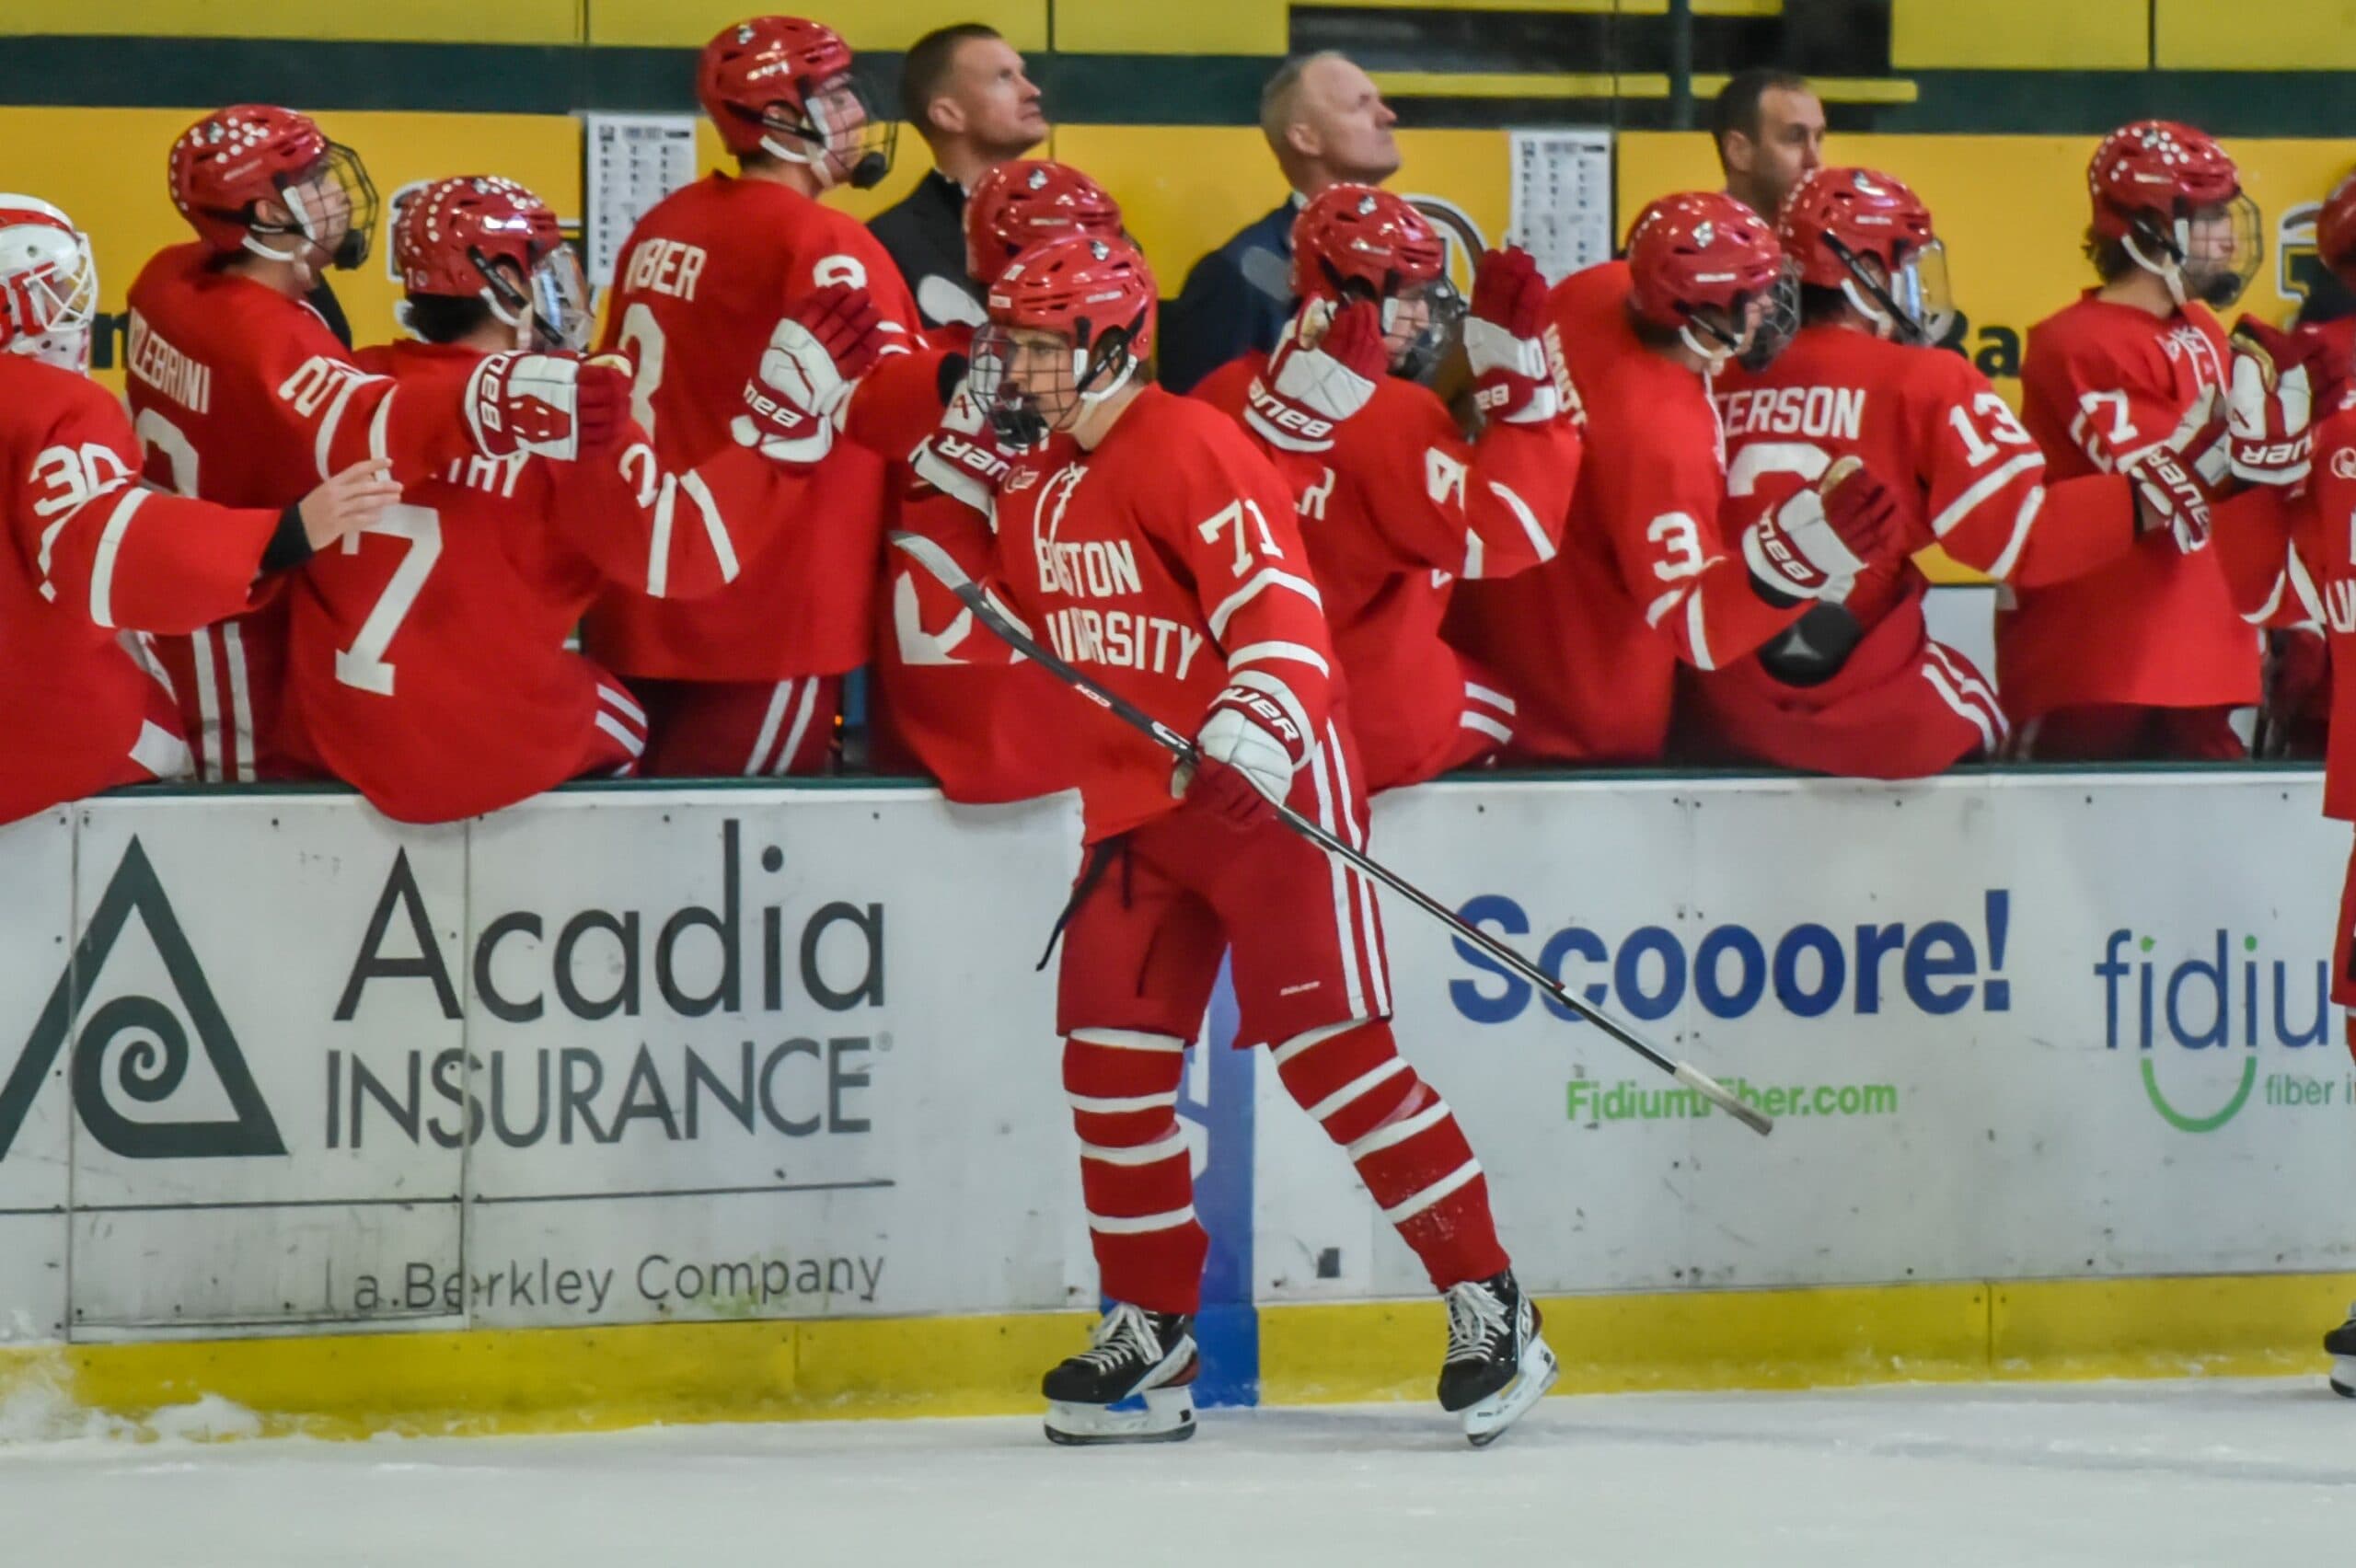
[6,1378,2350,1568]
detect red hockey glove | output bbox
[2227,317,2324,489]
[1178,684,1311,831]
[1244,299,1386,453]
[465,352,629,462]
[733,283,889,466]
[1741,456,1900,602]
[1463,246,1576,426]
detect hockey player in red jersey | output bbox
[125,104,620,784]
[2197,324,2356,1392]
[1445,192,1904,764]
[588,15,919,778]
[1690,167,2158,776]
[2307,176,2356,392]
[280,178,885,824]
[892,234,1555,1446]
[0,194,400,825]
[2005,120,2263,759]
[1191,185,1581,790]
[865,157,1122,801]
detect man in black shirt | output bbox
[869,22,1048,329]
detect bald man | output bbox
[1160,51,1402,393]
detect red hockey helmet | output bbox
[1778,166,1953,344]
[974,234,1158,443]
[0,194,98,371]
[964,160,1124,289]
[168,104,378,271]
[2317,173,2356,289]
[698,17,895,190]
[391,176,590,352]
[1626,191,1795,367]
[1290,183,1461,378]
[2086,120,2259,307]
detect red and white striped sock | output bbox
[1063,1028,1207,1314]
[1272,1019,1508,1290]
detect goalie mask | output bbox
[1779,166,1955,345]
[970,235,1157,447]
[392,176,590,352]
[169,104,379,272]
[0,195,98,372]
[1290,183,1464,382]
[699,17,896,191]
[2087,120,2260,309]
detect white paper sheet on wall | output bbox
[1507,129,1615,283]
[582,113,701,286]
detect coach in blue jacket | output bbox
[1159,52,1403,394]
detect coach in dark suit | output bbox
[1159,52,1403,394]
[869,23,1048,329]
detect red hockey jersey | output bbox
[2008,291,2259,718]
[584,173,919,682]
[0,355,284,824]
[283,341,805,824]
[1443,262,1803,763]
[1193,354,1578,790]
[1715,325,2143,623]
[2214,409,2356,819]
[914,386,1336,842]
[124,243,479,780]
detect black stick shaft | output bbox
[888,531,1773,1136]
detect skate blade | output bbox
[2330,1356,2356,1399]
[1045,1386,1197,1446]
[1463,1335,1560,1449]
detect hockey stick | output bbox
[890,530,1773,1136]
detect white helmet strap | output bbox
[2122,226,2190,308]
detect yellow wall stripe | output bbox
[5,1272,2343,1441]
[0,0,585,45]
[2155,0,2356,70]
[1891,0,2150,71]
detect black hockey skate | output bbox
[2327,1302,2356,1398]
[1043,1302,1199,1445]
[1438,1270,1558,1447]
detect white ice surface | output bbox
[8,1378,2352,1568]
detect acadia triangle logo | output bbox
[0,836,284,1159]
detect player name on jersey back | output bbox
[1715,384,1867,443]
[620,237,709,303]
[124,310,213,415]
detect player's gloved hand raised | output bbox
[911,370,1018,515]
[2227,317,2322,488]
[1464,245,1577,427]
[1244,298,1386,453]
[465,352,630,463]
[1177,685,1311,831]
[1741,455,1900,603]
[2120,386,2224,551]
[733,283,891,466]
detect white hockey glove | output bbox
[1244,298,1386,453]
[1740,455,1901,603]
[911,374,1015,515]
[1464,245,1577,426]
[731,283,888,467]
[1179,684,1311,830]
[2227,317,2318,489]
[465,352,629,462]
